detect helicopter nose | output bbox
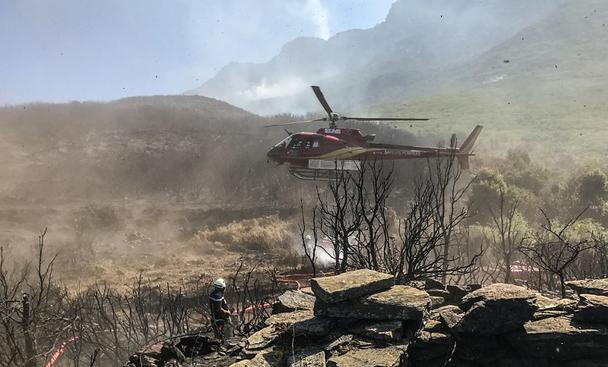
[266,147,280,162]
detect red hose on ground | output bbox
[45,337,77,367]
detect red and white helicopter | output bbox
[266,86,482,180]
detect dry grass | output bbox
[191,215,294,253]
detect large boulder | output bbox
[507,316,608,362]
[455,283,538,335]
[574,294,608,324]
[566,279,608,296]
[326,346,405,367]
[273,290,316,313]
[311,269,394,304]
[315,285,430,321]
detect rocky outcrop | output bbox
[237,270,419,367]
[127,276,608,367]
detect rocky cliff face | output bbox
[127,271,608,366]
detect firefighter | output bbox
[209,278,233,339]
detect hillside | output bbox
[0,95,286,203]
[375,0,608,170]
[0,96,426,204]
[187,0,563,115]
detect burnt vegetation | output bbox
[2,97,608,366]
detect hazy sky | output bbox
[0,0,395,105]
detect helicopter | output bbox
[266,86,482,180]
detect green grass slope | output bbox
[375,0,608,170]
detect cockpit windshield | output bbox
[274,135,293,148]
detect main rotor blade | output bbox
[311,86,333,117]
[342,117,430,121]
[264,118,326,128]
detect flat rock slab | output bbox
[534,294,577,312]
[574,294,608,324]
[533,309,571,321]
[315,285,430,321]
[326,346,405,367]
[273,290,316,313]
[566,279,608,296]
[311,269,394,304]
[508,316,608,362]
[265,310,334,336]
[286,347,326,367]
[265,310,313,327]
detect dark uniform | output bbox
[209,287,231,338]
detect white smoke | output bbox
[240,76,307,101]
[305,0,330,40]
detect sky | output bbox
[0,0,395,105]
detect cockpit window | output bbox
[274,135,292,148]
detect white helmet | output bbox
[213,278,226,289]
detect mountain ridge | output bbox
[187,0,564,115]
